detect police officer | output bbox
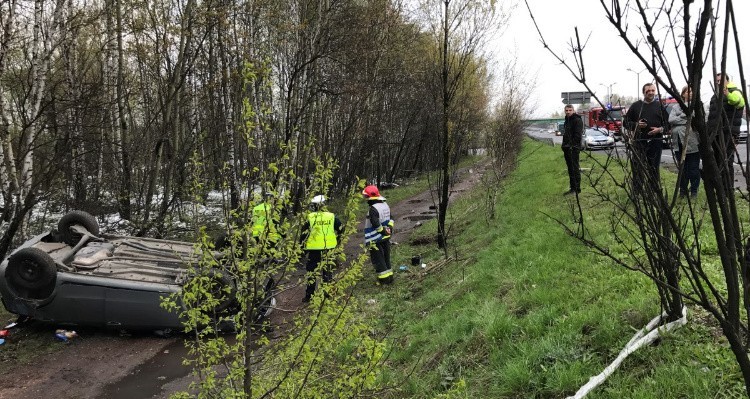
[362,185,394,284]
[301,195,342,302]
[251,193,281,250]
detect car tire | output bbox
[213,232,230,251]
[206,269,236,313]
[58,211,99,246]
[6,247,57,291]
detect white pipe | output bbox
[567,306,688,399]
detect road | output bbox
[526,128,749,190]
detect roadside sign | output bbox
[561,91,592,104]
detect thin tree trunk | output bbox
[437,0,451,253]
[114,0,131,219]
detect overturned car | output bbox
[0,211,275,330]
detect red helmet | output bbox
[362,185,384,200]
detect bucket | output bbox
[411,255,421,266]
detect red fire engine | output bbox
[579,106,626,140]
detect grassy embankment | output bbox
[357,138,747,398]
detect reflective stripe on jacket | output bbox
[305,211,338,250]
[364,202,392,243]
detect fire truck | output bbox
[579,106,626,141]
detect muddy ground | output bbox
[0,161,487,399]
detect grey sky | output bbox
[504,0,750,117]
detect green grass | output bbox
[357,139,747,398]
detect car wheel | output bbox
[6,247,57,291]
[213,232,230,251]
[58,210,99,246]
[206,270,236,313]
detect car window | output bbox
[586,129,608,137]
[600,110,622,120]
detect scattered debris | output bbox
[0,338,5,345]
[411,255,421,266]
[398,265,408,272]
[366,299,377,305]
[0,330,9,338]
[153,329,172,338]
[54,329,78,343]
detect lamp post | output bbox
[627,67,648,98]
[598,82,615,105]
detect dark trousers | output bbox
[562,147,581,192]
[726,135,736,185]
[369,240,392,282]
[676,150,701,196]
[305,250,333,299]
[631,140,662,194]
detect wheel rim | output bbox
[18,260,42,283]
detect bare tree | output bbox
[528,0,750,392]
[417,0,509,254]
[483,59,531,220]
[0,0,69,258]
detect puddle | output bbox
[404,215,435,221]
[101,338,190,398]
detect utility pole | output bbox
[627,68,647,98]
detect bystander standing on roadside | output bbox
[624,83,669,194]
[707,72,745,183]
[562,104,583,195]
[670,86,701,199]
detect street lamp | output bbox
[598,82,615,105]
[627,67,648,98]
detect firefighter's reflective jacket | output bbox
[364,202,393,243]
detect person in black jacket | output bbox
[562,104,583,195]
[624,83,669,194]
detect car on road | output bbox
[739,118,748,143]
[555,122,564,136]
[581,127,615,150]
[0,211,276,330]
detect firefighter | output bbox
[301,195,342,302]
[362,185,394,284]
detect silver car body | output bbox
[581,127,615,150]
[0,231,205,329]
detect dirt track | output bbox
[0,161,487,399]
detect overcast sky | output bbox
[499,0,750,117]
